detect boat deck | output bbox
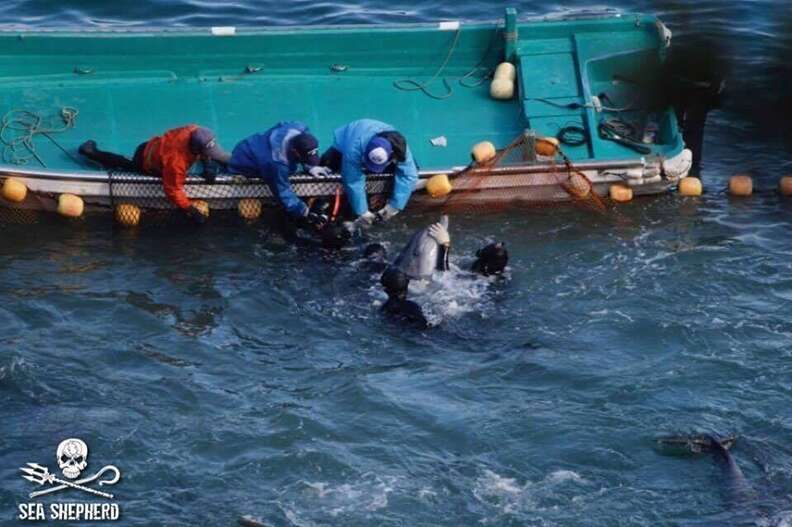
[0,13,682,178]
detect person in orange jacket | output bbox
[78,125,230,223]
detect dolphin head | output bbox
[393,216,450,280]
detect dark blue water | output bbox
[1,2,792,526]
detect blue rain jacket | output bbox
[332,119,418,216]
[228,122,311,217]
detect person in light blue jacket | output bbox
[228,121,331,230]
[319,119,418,231]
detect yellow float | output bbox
[471,141,497,164]
[426,174,452,198]
[489,78,514,100]
[728,175,753,197]
[609,184,633,203]
[1,177,27,203]
[238,198,262,221]
[535,137,559,157]
[493,62,516,81]
[779,176,792,196]
[192,200,210,219]
[678,177,702,197]
[115,203,141,227]
[57,194,84,218]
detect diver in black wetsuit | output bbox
[380,266,429,329]
[376,216,509,327]
[275,197,351,250]
[471,242,509,276]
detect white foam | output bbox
[545,470,585,485]
[300,474,395,516]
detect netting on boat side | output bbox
[0,171,393,228]
[107,171,393,226]
[439,133,611,216]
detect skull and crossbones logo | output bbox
[20,438,121,499]
[57,438,88,479]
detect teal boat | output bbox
[0,8,692,218]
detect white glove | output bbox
[355,210,376,228]
[343,211,376,235]
[308,166,332,178]
[427,222,450,246]
[375,204,400,223]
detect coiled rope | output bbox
[0,107,79,167]
[393,26,502,100]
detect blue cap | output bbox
[364,137,393,173]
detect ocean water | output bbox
[1,1,792,526]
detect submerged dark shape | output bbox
[379,266,428,328]
[318,222,351,250]
[657,435,753,505]
[362,242,388,273]
[472,242,508,276]
[392,215,450,280]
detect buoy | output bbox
[471,141,497,164]
[609,183,633,203]
[493,62,516,82]
[535,137,559,157]
[779,176,792,196]
[192,200,210,219]
[567,173,591,198]
[1,177,27,203]
[678,177,702,197]
[729,174,753,197]
[238,198,262,221]
[57,194,84,218]
[490,78,514,100]
[426,174,452,198]
[115,203,141,227]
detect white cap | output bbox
[368,147,389,166]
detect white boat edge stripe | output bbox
[211,26,236,36]
[438,21,461,31]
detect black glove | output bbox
[184,205,207,225]
[302,212,328,231]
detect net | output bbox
[0,171,393,229]
[440,132,612,216]
[105,172,392,227]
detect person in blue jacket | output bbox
[319,119,418,232]
[228,121,332,230]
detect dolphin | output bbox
[392,215,449,280]
[657,435,754,505]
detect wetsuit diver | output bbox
[320,119,419,233]
[380,266,429,329]
[662,38,727,169]
[471,242,509,276]
[78,126,231,223]
[361,243,389,273]
[377,217,509,326]
[228,122,331,234]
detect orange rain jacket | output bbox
[141,125,199,209]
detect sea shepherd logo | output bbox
[17,438,121,522]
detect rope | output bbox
[393,26,503,99]
[393,29,462,100]
[0,107,79,167]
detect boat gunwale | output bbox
[0,158,651,186]
[0,10,657,37]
